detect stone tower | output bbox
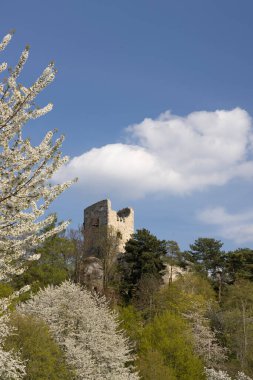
[83,199,134,256]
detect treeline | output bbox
[116,230,253,379]
[1,224,253,379]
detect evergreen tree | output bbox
[225,249,253,283]
[118,229,167,303]
[188,238,225,276]
[188,238,225,301]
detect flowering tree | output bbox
[0,286,32,378]
[0,32,74,378]
[0,32,74,281]
[0,314,26,379]
[205,368,252,380]
[184,304,227,368]
[19,281,139,380]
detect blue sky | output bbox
[2,0,253,251]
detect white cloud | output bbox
[197,207,253,244]
[54,108,253,199]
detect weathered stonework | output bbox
[79,256,103,291]
[83,199,134,256]
[82,200,184,291]
[162,264,185,285]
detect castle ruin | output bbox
[83,199,134,257]
[81,199,183,290]
[81,199,134,290]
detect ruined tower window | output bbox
[117,231,122,239]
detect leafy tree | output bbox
[0,313,26,380]
[174,272,216,301]
[19,281,139,380]
[222,280,253,376]
[35,223,75,271]
[153,273,227,368]
[139,311,205,380]
[154,273,216,316]
[5,314,73,380]
[11,223,75,294]
[118,305,143,345]
[133,274,161,317]
[137,350,177,380]
[118,229,167,303]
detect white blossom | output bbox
[0,31,75,378]
[0,33,12,52]
[183,303,227,367]
[237,373,253,380]
[19,281,139,380]
[0,290,28,379]
[0,32,76,281]
[0,62,7,74]
[205,368,252,380]
[0,315,26,380]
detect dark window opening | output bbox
[91,218,99,227]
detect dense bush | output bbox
[5,314,73,380]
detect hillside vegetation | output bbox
[1,226,253,379]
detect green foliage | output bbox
[225,249,253,283]
[133,274,161,318]
[224,280,253,309]
[221,280,253,376]
[154,273,216,316]
[0,282,13,298]
[137,350,177,380]
[5,221,253,379]
[118,305,143,345]
[118,229,167,303]
[174,272,217,301]
[11,229,75,293]
[139,311,205,380]
[166,240,182,265]
[188,237,225,276]
[13,263,68,293]
[5,314,74,380]
[187,237,226,301]
[118,274,214,379]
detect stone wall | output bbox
[83,199,134,256]
[162,264,185,285]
